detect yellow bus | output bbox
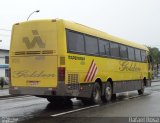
[9,19,152,104]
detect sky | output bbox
[0,0,160,49]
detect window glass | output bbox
[120,45,128,59]
[85,35,99,55]
[67,30,85,53]
[135,49,141,61]
[99,39,110,56]
[5,56,9,64]
[5,69,9,77]
[110,42,120,57]
[128,47,135,60]
[141,50,146,62]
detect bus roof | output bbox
[14,19,148,51]
[59,19,148,51]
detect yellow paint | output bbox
[10,19,150,88]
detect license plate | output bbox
[27,81,39,86]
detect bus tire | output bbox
[111,93,116,101]
[47,97,54,103]
[81,98,92,105]
[102,82,112,102]
[138,81,144,95]
[91,82,102,104]
[47,97,68,104]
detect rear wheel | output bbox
[47,97,62,103]
[138,81,144,95]
[47,97,54,103]
[102,82,112,102]
[111,93,116,101]
[91,82,102,104]
[81,98,92,105]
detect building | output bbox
[153,64,160,78]
[0,49,9,81]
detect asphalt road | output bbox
[1,82,160,123]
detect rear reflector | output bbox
[58,67,65,81]
[14,87,18,90]
[48,88,52,91]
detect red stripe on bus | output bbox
[86,61,95,82]
[87,63,96,82]
[84,60,94,82]
[87,62,96,82]
[90,66,97,82]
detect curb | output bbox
[0,88,9,90]
[0,95,30,99]
[152,80,160,82]
[0,95,19,99]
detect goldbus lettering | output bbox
[13,70,55,78]
[119,61,141,72]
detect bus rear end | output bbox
[9,20,59,96]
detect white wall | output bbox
[0,57,5,64]
[0,50,9,78]
[0,69,5,77]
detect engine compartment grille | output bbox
[13,50,56,56]
[68,74,79,90]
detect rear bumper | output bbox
[9,82,93,98]
[9,86,55,96]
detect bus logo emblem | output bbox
[23,30,45,49]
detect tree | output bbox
[148,46,160,78]
[148,47,160,65]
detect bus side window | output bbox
[110,42,120,58]
[67,30,85,53]
[128,47,135,61]
[85,35,99,55]
[120,45,128,59]
[141,50,147,62]
[135,49,141,62]
[99,39,110,56]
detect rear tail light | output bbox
[58,67,65,81]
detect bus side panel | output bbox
[65,53,149,98]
